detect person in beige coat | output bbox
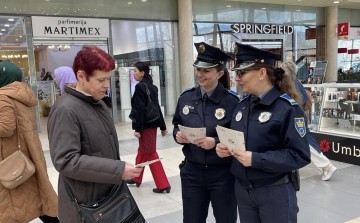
[0,60,59,223]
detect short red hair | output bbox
[73,45,115,80]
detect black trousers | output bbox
[39,215,59,223]
[235,181,298,223]
[180,162,237,223]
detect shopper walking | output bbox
[281,61,337,181]
[126,61,171,193]
[0,60,59,223]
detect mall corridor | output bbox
[31,117,360,223]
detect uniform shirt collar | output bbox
[258,86,273,100]
[193,82,225,103]
[258,86,281,106]
[200,82,217,98]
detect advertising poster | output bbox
[129,69,139,97]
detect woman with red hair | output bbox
[47,46,143,222]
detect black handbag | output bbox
[64,181,145,223]
[129,83,160,124]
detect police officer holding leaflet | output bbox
[216,43,311,223]
[172,42,239,223]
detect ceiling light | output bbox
[261,7,267,10]
[333,1,340,3]
[296,9,301,11]
[141,0,147,2]
[128,1,132,4]
[4,24,10,27]
[0,33,2,35]
[1,29,5,31]
[8,18,14,21]
[226,5,232,8]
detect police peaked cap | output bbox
[193,42,233,68]
[232,42,281,71]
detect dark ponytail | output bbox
[216,64,230,90]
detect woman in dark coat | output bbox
[126,61,171,193]
[47,46,143,222]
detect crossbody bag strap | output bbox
[144,84,152,101]
[9,99,21,150]
[0,98,21,160]
[63,180,80,208]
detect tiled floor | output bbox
[31,117,360,223]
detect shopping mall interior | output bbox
[1,0,360,222]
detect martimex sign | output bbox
[31,16,110,38]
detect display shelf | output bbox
[318,83,360,138]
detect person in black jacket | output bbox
[126,61,171,193]
[172,42,239,223]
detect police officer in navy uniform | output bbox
[216,43,311,223]
[172,42,239,223]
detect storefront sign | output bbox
[338,22,350,37]
[231,23,294,35]
[313,132,360,166]
[31,16,109,38]
[349,27,360,40]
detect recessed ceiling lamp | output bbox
[226,5,232,8]
[8,18,14,21]
[296,9,301,11]
[128,1,132,4]
[141,0,147,2]
[261,7,267,10]
[4,24,10,27]
[333,1,340,3]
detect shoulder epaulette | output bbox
[280,93,298,106]
[180,87,195,96]
[239,94,250,103]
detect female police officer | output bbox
[216,43,311,223]
[172,42,239,223]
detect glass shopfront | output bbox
[111,20,178,122]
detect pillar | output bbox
[325,6,338,82]
[178,0,195,91]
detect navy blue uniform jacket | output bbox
[231,87,311,187]
[172,83,239,165]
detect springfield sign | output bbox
[231,23,294,35]
[31,16,109,38]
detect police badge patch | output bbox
[235,111,242,121]
[183,105,189,115]
[294,117,306,137]
[215,108,225,120]
[258,112,272,123]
